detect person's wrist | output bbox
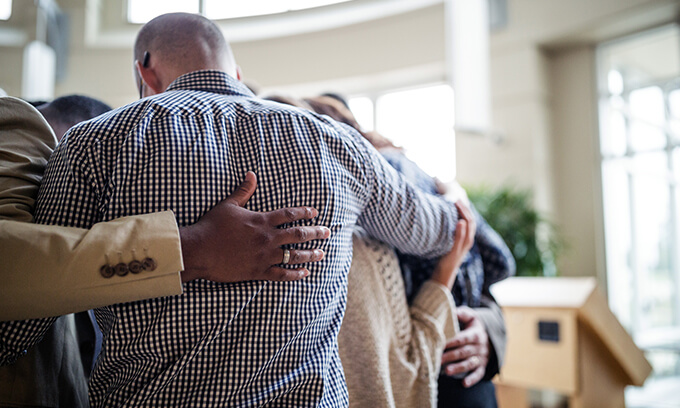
[431,263,459,290]
[179,224,208,282]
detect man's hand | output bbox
[179,171,331,283]
[441,306,490,387]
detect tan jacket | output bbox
[0,96,183,322]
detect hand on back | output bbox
[180,172,330,283]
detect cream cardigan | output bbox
[339,233,458,407]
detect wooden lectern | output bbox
[490,277,652,408]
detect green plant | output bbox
[465,185,565,277]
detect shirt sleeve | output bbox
[341,126,459,259]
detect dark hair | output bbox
[320,92,350,109]
[40,94,112,128]
[26,100,49,108]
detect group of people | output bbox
[0,12,513,407]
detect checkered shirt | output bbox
[0,70,458,407]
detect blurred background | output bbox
[1,0,679,406]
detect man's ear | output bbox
[135,59,164,96]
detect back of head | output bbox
[320,93,350,109]
[306,95,400,151]
[38,94,112,140]
[134,13,237,80]
[304,96,361,132]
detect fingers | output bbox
[462,366,486,388]
[444,329,475,350]
[454,201,476,250]
[256,249,325,281]
[441,344,479,365]
[266,206,320,227]
[263,267,310,282]
[442,354,487,380]
[455,306,477,325]
[275,248,325,266]
[447,329,482,349]
[225,172,257,207]
[452,219,468,252]
[430,218,468,289]
[275,226,331,246]
[455,200,473,223]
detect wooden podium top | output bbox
[491,276,596,308]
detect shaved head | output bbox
[134,13,238,92]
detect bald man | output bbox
[0,95,331,407]
[2,13,460,407]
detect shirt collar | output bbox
[165,70,256,98]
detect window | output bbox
[127,0,350,24]
[0,0,11,20]
[349,84,456,183]
[597,25,680,381]
[128,0,198,24]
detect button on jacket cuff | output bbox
[0,211,183,321]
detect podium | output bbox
[490,277,652,408]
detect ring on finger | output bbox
[282,248,291,265]
[469,355,480,367]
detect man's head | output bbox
[134,13,239,98]
[37,95,112,140]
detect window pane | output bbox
[600,101,627,157]
[348,97,373,132]
[670,89,680,119]
[0,0,11,20]
[629,87,666,151]
[375,84,456,182]
[128,0,199,24]
[630,121,666,151]
[204,0,350,20]
[205,1,287,19]
[670,90,680,143]
[602,158,634,330]
[631,152,672,332]
[670,117,680,145]
[608,70,624,95]
[287,0,351,10]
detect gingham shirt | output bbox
[0,70,458,407]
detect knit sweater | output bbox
[339,233,458,408]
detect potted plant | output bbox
[465,185,565,277]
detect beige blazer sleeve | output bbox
[0,96,183,321]
[0,96,56,222]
